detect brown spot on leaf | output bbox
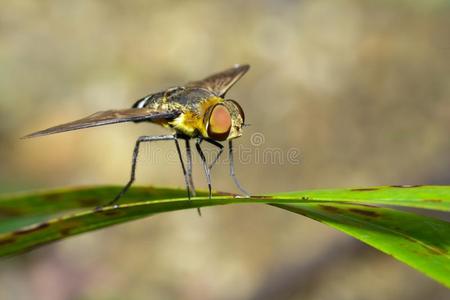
[348,208,380,218]
[14,222,50,236]
[319,205,341,213]
[43,193,64,201]
[0,236,16,246]
[0,207,24,217]
[350,188,379,192]
[99,209,123,217]
[390,185,422,188]
[58,221,82,237]
[59,226,75,236]
[77,198,100,206]
[60,228,71,236]
[423,199,442,203]
[249,195,274,199]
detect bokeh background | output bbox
[1,0,449,299]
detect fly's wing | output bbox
[22,108,180,139]
[186,64,250,97]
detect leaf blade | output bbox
[273,203,450,288]
[272,185,450,211]
[0,185,449,287]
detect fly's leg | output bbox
[195,138,224,199]
[194,138,224,215]
[185,139,196,197]
[204,138,224,170]
[173,137,192,201]
[104,134,176,208]
[229,140,250,196]
[179,137,201,215]
[195,138,212,199]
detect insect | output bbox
[23,64,250,211]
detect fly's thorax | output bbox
[168,96,223,138]
[169,111,200,137]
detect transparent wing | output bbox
[22,108,180,139]
[186,64,250,97]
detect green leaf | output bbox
[0,185,449,287]
[273,203,450,288]
[0,186,196,233]
[272,185,450,211]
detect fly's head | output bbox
[203,99,245,141]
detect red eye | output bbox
[207,104,231,141]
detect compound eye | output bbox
[207,104,231,141]
[226,100,245,123]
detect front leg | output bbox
[195,137,212,199]
[173,137,192,201]
[184,139,196,197]
[174,136,202,215]
[204,138,224,170]
[228,140,249,196]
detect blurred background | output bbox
[1,0,449,299]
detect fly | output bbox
[23,64,251,213]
